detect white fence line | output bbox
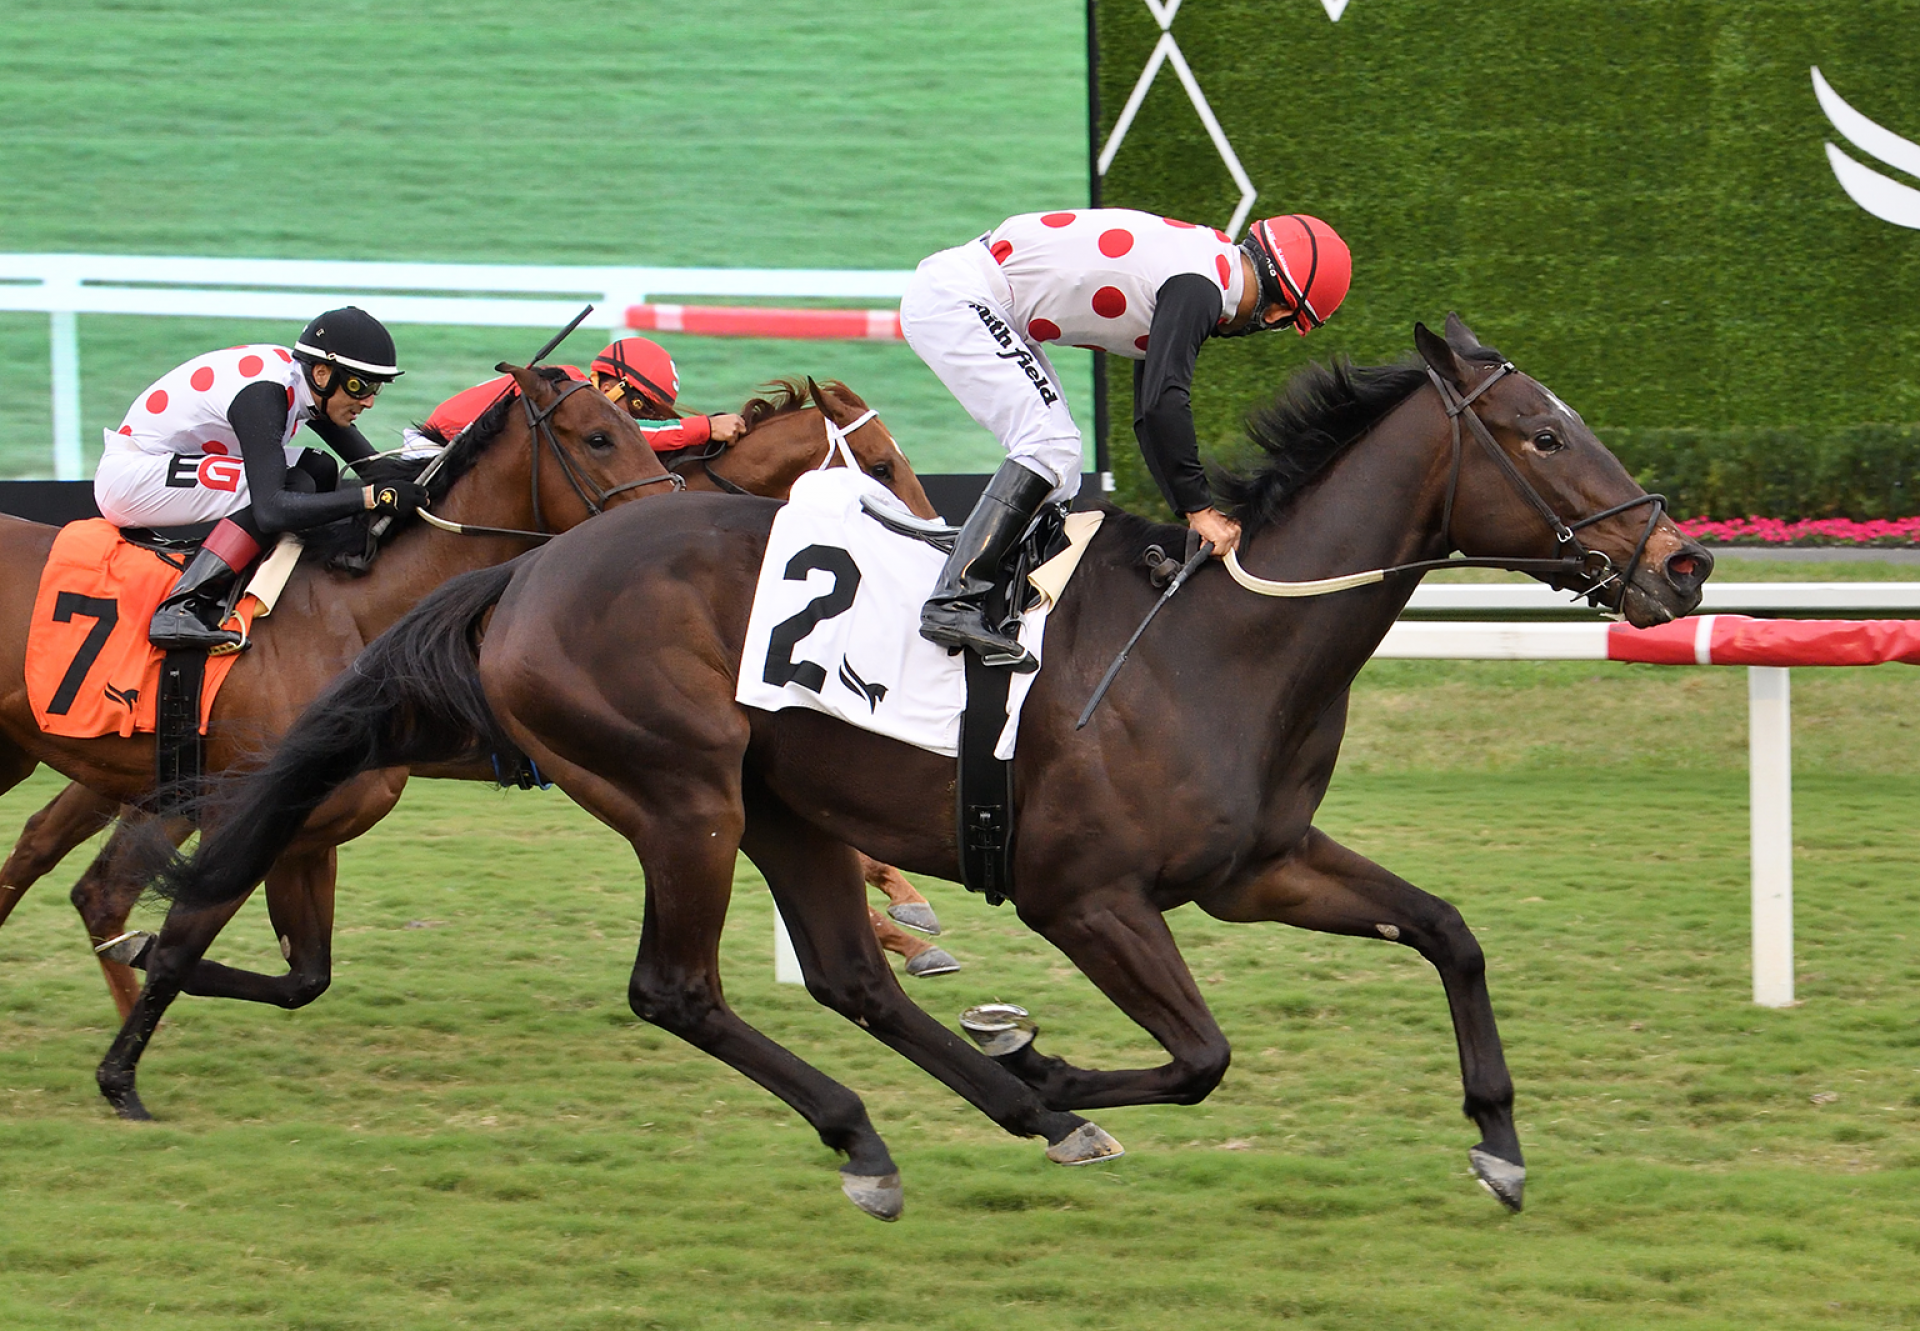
[1404,582,1920,615]
[0,253,916,481]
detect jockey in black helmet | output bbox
[98,307,428,653]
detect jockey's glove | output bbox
[367,480,431,517]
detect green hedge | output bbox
[1608,424,1920,520]
[1093,0,1920,521]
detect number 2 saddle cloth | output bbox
[735,467,1102,759]
[27,519,263,739]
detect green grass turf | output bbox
[0,0,1096,479]
[3,656,1919,1327]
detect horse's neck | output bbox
[299,427,546,643]
[734,412,828,499]
[1158,390,1452,728]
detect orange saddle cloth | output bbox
[28,519,260,739]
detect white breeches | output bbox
[93,435,299,527]
[900,242,1084,502]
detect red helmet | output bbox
[1241,215,1351,337]
[590,337,681,414]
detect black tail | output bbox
[153,559,525,911]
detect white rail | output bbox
[1405,582,1920,615]
[0,253,915,480]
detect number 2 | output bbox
[762,545,861,693]
[47,592,119,716]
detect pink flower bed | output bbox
[1676,515,1920,547]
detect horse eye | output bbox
[587,431,614,451]
[869,461,892,481]
[1531,430,1563,454]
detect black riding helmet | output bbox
[293,307,403,399]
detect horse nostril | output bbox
[1665,548,1712,590]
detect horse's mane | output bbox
[1213,345,1504,539]
[308,365,577,574]
[738,378,866,430]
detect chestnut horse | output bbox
[155,318,1712,1220]
[0,376,935,1017]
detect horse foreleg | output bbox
[0,781,116,930]
[1203,826,1524,1211]
[70,809,188,1022]
[743,790,1105,1167]
[990,885,1233,1112]
[867,906,961,977]
[859,853,941,935]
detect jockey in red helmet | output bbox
[588,337,746,451]
[418,337,747,455]
[900,208,1351,669]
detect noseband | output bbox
[1422,351,1665,612]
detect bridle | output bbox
[1221,350,1670,610]
[664,404,881,496]
[1422,349,1665,611]
[416,376,684,543]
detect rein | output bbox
[417,377,684,543]
[1222,350,1666,611]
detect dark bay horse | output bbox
[0,377,934,1020]
[152,318,1712,1220]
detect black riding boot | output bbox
[148,519,261,653]
[919,460,1053,672]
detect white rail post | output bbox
[774,912,804,985]
[49,305,83,480]
[1748,666,1795,1007]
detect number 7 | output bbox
[47,592,119,716]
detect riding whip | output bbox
[1074,539,1212,730]
[371,304,596,538]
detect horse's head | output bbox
[805,378,937,519]
[488,362,680,529]
[1413,316,1712,627]
[708,378,938,518]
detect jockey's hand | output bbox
[1186,506,1241,558]
[366,480,430,517]
[708,412,748,444]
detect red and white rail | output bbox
[1377,614,1920,1007]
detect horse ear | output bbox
[1443,312,1483,354]
[498,362,546,400]
[1413,322,1468,390]
[805,376,832,414]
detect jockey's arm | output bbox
[1131,273,1221,517]
[229,381,371,534]
[304,412,378,464]
[634,416,714,452]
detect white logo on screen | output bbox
[1812,66,1920,230]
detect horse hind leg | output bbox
[68,808,186,1022]
[1203,826,1525,1212]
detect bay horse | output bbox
[152,318,1713,1220]
[0,377,934,1020]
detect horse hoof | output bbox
[95,931,156,969]
[887,902,942,935]
[906,947,961,978]
[101,1085,152,1122]
[1046,1121,1124,1166]
[1468,1147,1525,1212]
[840,1170,904,1221]
[959,1003,1035,1056]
